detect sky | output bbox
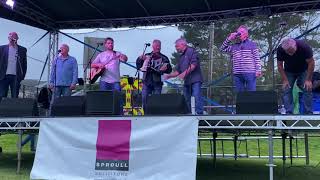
[0,17,183,81]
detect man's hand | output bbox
[177,73,185,80]
[70,84,76,90]
[163,74,171,80]
[159,64,168,71]
[228,32,238,41]
[304,80,313,91]
[282,79,291,90]
[48,84,54,90]
[98,63,105,69]
[256,71,262,77]
[139,55,146,60]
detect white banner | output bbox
[30,117,198,180]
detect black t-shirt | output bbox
[277,39,313,73]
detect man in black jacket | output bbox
[136,39,172,109]
[0,32,27,98]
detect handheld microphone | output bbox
[57,49,61,53]
[145,43,151,47]
[236,32,241,37]
[97,42,104,46]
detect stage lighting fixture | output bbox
[6,0,15,9]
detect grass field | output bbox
[1,133,320,180]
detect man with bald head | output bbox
[277,38,315,114]
[49,44,78,99]
[0,32,27,98]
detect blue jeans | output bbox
[53,86,72,99]
[142,83,162,109]
[234,73,256,92]
[183,82,203,114]
[0,75,19,98]
[283,71,312,114]
[99,81,123,114]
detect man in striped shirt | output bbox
[220,25,261,92]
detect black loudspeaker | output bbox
[236,91,278,114]
[145,94,188,115]
[51,96,85,116]
[86,91,121,115]
[0,98,39,117]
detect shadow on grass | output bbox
[0,152,35,180]
[197,158,320,180]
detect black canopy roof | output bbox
[1,0,320,30]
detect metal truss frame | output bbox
[55,1,320,29]
[198,115,320,130]
[0,0,56,30]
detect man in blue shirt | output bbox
[49,44,78,99]
[164,38,204,114]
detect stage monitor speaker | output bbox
[0,98,38,117]
[145,94,188,115]
[236,91,278,114]
[86,91,121,115]
[51,96,85,116]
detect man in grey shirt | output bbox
[164,38,204,114]
[0,32,27,98]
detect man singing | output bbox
[49,44,78,99]
[0,32,27,98]
[164,38,203,115]
[277,38,315,114]
[136,39,172,108]
[220,25,261,92]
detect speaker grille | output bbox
[85,91,121,115]
[51,96,85,116]
[145,94,188,115]
[236,91,278,114]
[0,98,39,117]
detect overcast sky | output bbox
[0,17,183,81]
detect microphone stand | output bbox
[135,44,150,112]
[84,44,100,92]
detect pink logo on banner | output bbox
[95,120,131,171]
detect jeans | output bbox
[0,75,19,98]
[142,83,162,109]
[183,82,203,114]
[234,73,256,92]
[53,86,72,99]
[283,71,312,114]
[99,81,123,114]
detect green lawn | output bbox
[1,133,320,180]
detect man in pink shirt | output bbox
[91,37,128,91]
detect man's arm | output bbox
[22,47,27,80]
[306,57,315,81]
[91,54,103,68]
[277,60,288,82]
[72,58,78,86]
[178,49,198,79]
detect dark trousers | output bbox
[0,74,19,98]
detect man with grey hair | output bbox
[277,38,315,114]
[49,44,78,99]
[164,38,204,114]
[136,39,172,109]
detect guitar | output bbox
[90,66,105,84]
[89,51,121,84]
